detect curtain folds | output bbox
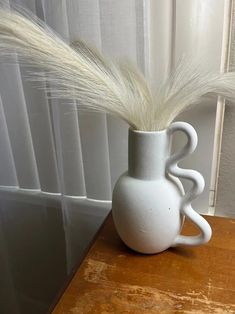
[0,0,229,214]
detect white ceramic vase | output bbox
[112,121,212,254]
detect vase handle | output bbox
[166,122,212,247]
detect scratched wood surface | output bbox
[53,214,235,314]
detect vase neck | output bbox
[128,128,170,180]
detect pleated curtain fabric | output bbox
[0,0,230,214]
[0,0,147,201]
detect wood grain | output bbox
[53,214,235,313]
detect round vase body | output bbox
[112,122,212,254]
[112,173,183,254]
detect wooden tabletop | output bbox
[53,214,235,313]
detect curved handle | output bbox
[166,122,212,247]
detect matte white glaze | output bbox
[112,122,212,254]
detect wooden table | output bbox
[53,214,235,313]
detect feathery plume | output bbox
[0,7,235,131]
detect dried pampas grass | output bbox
[0,7,235,131]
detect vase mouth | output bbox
[128,127,169,179]
[129,127,167,134]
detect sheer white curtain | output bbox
[0,0,230,215]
